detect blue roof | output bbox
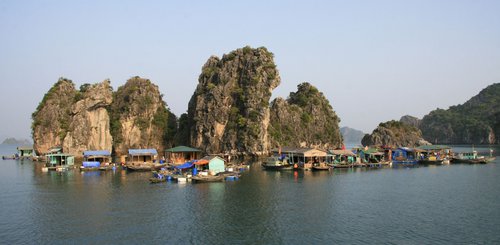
[83,150,111,157]
[128,149,158,156]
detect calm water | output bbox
[1,145,500,244]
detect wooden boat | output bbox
[311,163,331,171]
[99,165,116,171]
[126,163,154,171]
[80,166,100,171]
[418,158,444,165]
[451,151,495,164]
[149,177,167,183]
[191,175,224,182]
[330,163,353,168]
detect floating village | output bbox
[2,143,496,184]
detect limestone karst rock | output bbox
[32,78,77,155]
[109,76,176,158]
[62,80,113,156]
[185,46,280,156]
[269,82,342,149]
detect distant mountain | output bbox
[1,137,32,145]
[340,127,364,144]
[420,83,500,144]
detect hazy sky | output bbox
[1,0,499,141]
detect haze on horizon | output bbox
[1,0,499,141]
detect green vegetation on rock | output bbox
[420,83,500,144]
[269,82,342,149]
[362,120,428,147]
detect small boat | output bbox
[2,156,18,160]
[125,162,154,171]
[191,175,224,182]
[149,177,166,183]
[330,163,353,168]
[451,151,496,164]
[311,163,331,171]
[418,158,444,165]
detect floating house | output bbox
[359,148,385,163]
[81,150,111,170]
[165,146,201,164]
[271,147,328,169]
[17,146,34,159]
[128,149,158,163]
[330,149,357,164]
[45,153,75,170]
[195,156,226,174]
[392,147,422,165]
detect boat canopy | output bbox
[83,150,111,157]
[17,146,33,151]
[272,147,327,157]
[330,149,356,156]
[174,161,194,169]
[165,146,201,153]
[417,145,451,151]
[194,159,210,165]
[128,149,158,156]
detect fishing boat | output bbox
[417,145,452,165]
[2,155,19,160]
[261,156,295,170]
[451,150,495,164]
[311,163,331,171]
[191,175,224,182]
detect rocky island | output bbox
[31,46,343,158]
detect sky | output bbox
[1,0,499,141]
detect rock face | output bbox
[400,115,421,128]
[62,80,113,156]
[32,78,77,154]
[186,46,280,156]
[362,120,429,147]
[420,83,500,144]
[109,77,175,157]
[269,82,342,149]
[340,127,365,144]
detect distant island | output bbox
[1,137,32,145]
[340,127,364,144]
[362,83,500,146]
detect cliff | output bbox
[269,82,342,149]
[32,78,77,154]
[62,80,113,156]
[109,76,176,157]
[185,46,280,156]
[361,120,429,147]
[420,83,500,144]
[340,127,365,144]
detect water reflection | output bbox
[1,144,500,244]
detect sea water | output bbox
[0,144,499,244]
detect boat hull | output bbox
[261,163,296,170]
[191,175,224,182]
[451,157,495,164]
